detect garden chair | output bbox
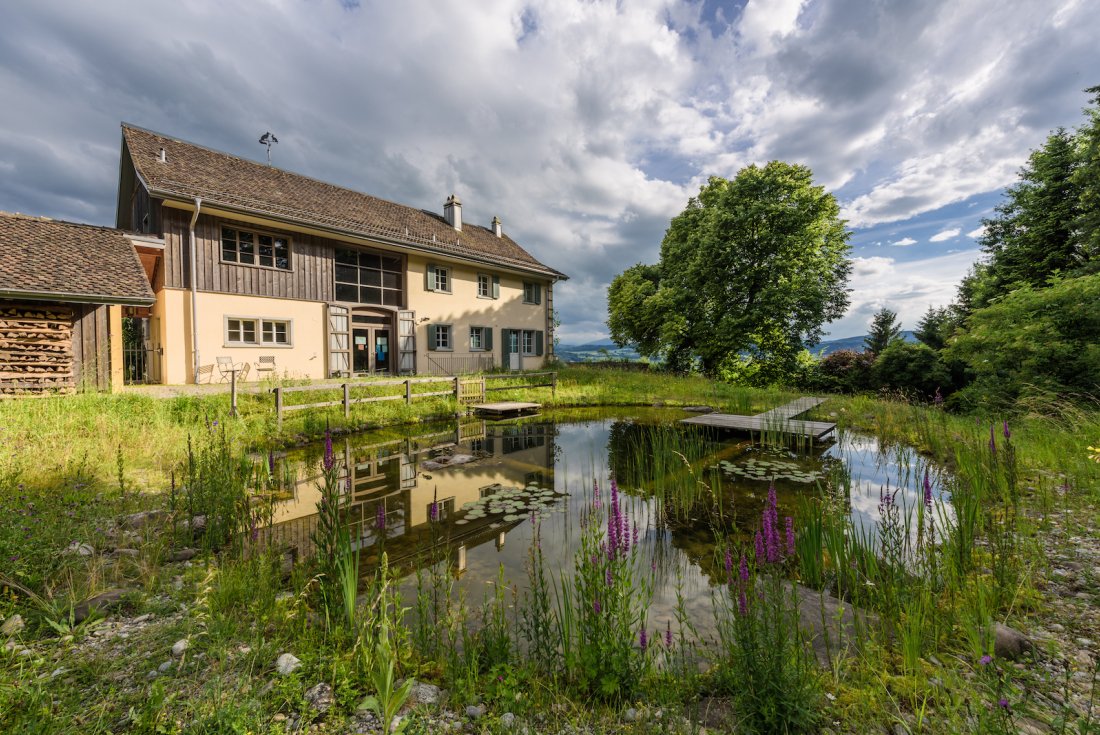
[195,364,214,384]
[215,356,238,382]
[255,355,276,379]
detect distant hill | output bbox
[558,332,918,364]
[811,330,917,356]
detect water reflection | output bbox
[263,409,949,631]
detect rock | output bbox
[121,510,167,530]
[185,515,207,534]
[171,639,189,658]
[274,591,293,604]
[304,682,333,714]
[111,548,140,558]
[682,405,715,413]
[168,548,197,563]
[411,681,441,706]
[158,660,173,673]
[146,670,158,681]
[65,541,94,556]
[73,589,130,624]
[465,704,485,720]
[994,623,1032,660]
[1,614,25,637]
[501,712,516,728]
[623,708,639,722]
[275,653,301,675]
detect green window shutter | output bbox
[425,265,436,291]
[535,330,544,356]
[492,275,500,299]
[428,324,438,350]
[535,283,542,305]
[501,329,511,353]
[484,327,493,352]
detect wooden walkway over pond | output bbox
[680,396,835,440]
[470,401,542,417]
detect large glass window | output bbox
[335,248,403,306]
[222,226,290,270]
[226,317,290,345]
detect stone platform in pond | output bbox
[680,396,835,440]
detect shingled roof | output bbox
[0,212,155,305]
[121,124,566,280]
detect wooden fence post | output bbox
[405,379,412,404]
[453,376,460,401]
[343,383,350,418]
[551,371,557,399]
[273,387,283,426]
[230,369,238,417]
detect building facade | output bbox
[116,124,566,384]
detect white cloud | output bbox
[891,237,917,247]
[966,225,986,239]
[929,227,961,242]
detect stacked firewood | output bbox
[0,302,75,394]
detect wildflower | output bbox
[1002,420,1010,440]
[665,620,673,648]
[632,520,640,548]
[738,588,748,616]
[639,627,648,652]
[739,554,749,583]
[979,654,992,666]
[267,450,275,475]
[998,698,1010,710]
[429,501,438,522]
[605,565,613,587]
[593,599,601,614]
[754,531,765,562]
[923,467,933,508]
[724,547,733,578]
[933,387,943,407]
[762,484,781,563]
[376,502,386,531]
[322,431,335,472]
[593,480,601,509]
[989,424,997,454]
[785,516,795,557]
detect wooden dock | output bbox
[471,401,541,417]
[680,397,835,440]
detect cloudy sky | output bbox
[2,0,1098,342]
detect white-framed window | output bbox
[470,326,485,351]
[522,329,535,355]
[477,273,499,299]
[426,264,451,293]
[523,281,541,304]
[225,317,292,346]
[429,323,452,351]
[221,226,291,270]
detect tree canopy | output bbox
[607,162,851,377]
[864,308,902,354]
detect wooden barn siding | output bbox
[161,208,335,302]
[71,304,112,391]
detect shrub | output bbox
[871,342,952,400]
[813,349,876,394]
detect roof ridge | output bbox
[121,122,459,225]
[0,209,136,235]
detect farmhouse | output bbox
[115,124,567,385]
[0,213,155,394]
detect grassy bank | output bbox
[1,368,1098,734]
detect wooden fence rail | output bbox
[273,372,557,423]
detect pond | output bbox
[260,408,950,639]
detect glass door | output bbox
[353,328,371,373]
[374,330,390,374]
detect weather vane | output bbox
[258,132,279,165]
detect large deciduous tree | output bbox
[607,163,851,378]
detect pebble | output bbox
[65,541,94,556]
[158,660,173,673]
[171,639,189,657]
[1,614,25,637]
[304,682,333,714]
[624,707,639,722]
[501,712,516,728]
[465,704,485,720]
[146,670,158,681]
[275,653,301,675]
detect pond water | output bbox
[261,408,949,633]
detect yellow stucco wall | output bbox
[405,253,550,372]
[108,305,124,392]
[157,288,326,383]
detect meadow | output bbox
[1,366,1098,734]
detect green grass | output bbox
[2,369,1099,733]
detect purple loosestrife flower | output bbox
[989,424,997,454]
[763,484,781,563]
[665,620,673,648]
[429,501,438,522]
[268,451,276,475]
[999,698,1010,711]
[785,516,795,557]
[639,627,648,652]
[1003,420,1010,440]
[593,480,601,509]
[376,502,386,531]
[606,565,614,587]
[322,431,335,472]
[923,468,933,508]
[632,520,640,548]
[739,554,749,584]
[979,654,992,666]
[593,599,601,614]
[754,530,765,562]
[724,547,734,579]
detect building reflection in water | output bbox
[260,419,557,578]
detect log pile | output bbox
[0,302,75,395]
